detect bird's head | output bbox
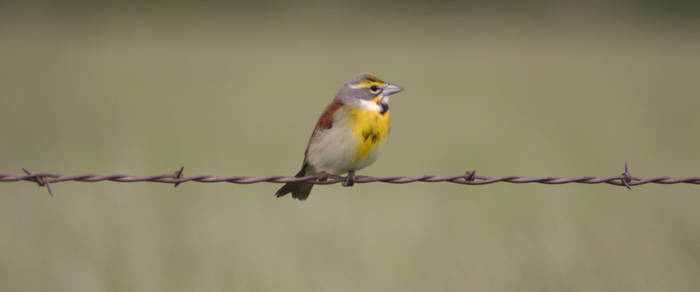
[336,73,403,111]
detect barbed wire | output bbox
[2,162,699,197]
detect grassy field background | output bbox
[1,5,699,291]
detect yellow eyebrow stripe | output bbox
[349,81,386,89]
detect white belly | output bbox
[305,102,389,175]
[305,119,361,175]
[306,120,382,175]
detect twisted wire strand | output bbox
[2,173,699,185]
[2,163,699,197]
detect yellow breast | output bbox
[348,105,391,166]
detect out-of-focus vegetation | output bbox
[1,2,699,291]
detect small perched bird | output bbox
[275,73,404,200]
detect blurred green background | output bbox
[1,1,700,291]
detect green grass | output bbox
[1,9,699,292]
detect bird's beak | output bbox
[383,83,404,96]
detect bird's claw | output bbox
[342,170,355,187]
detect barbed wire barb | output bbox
[621,161,632,190]
[2,162,700,197]
[22,168,54,198]
[173,166,185,188]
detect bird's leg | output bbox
[343,170,355,187]
[316,171,329,182]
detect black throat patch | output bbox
[379,103,389,115]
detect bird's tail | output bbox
[275,164,314,200]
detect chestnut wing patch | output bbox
[303,99,343,161]
[316,100,343,130]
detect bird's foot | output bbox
[316,171,330,182]
[342,170,355,187]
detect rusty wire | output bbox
[1,162,699,197]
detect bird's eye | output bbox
[369,85,380,94]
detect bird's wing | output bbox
[303,99,344,161]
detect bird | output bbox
[275,73,404,200]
